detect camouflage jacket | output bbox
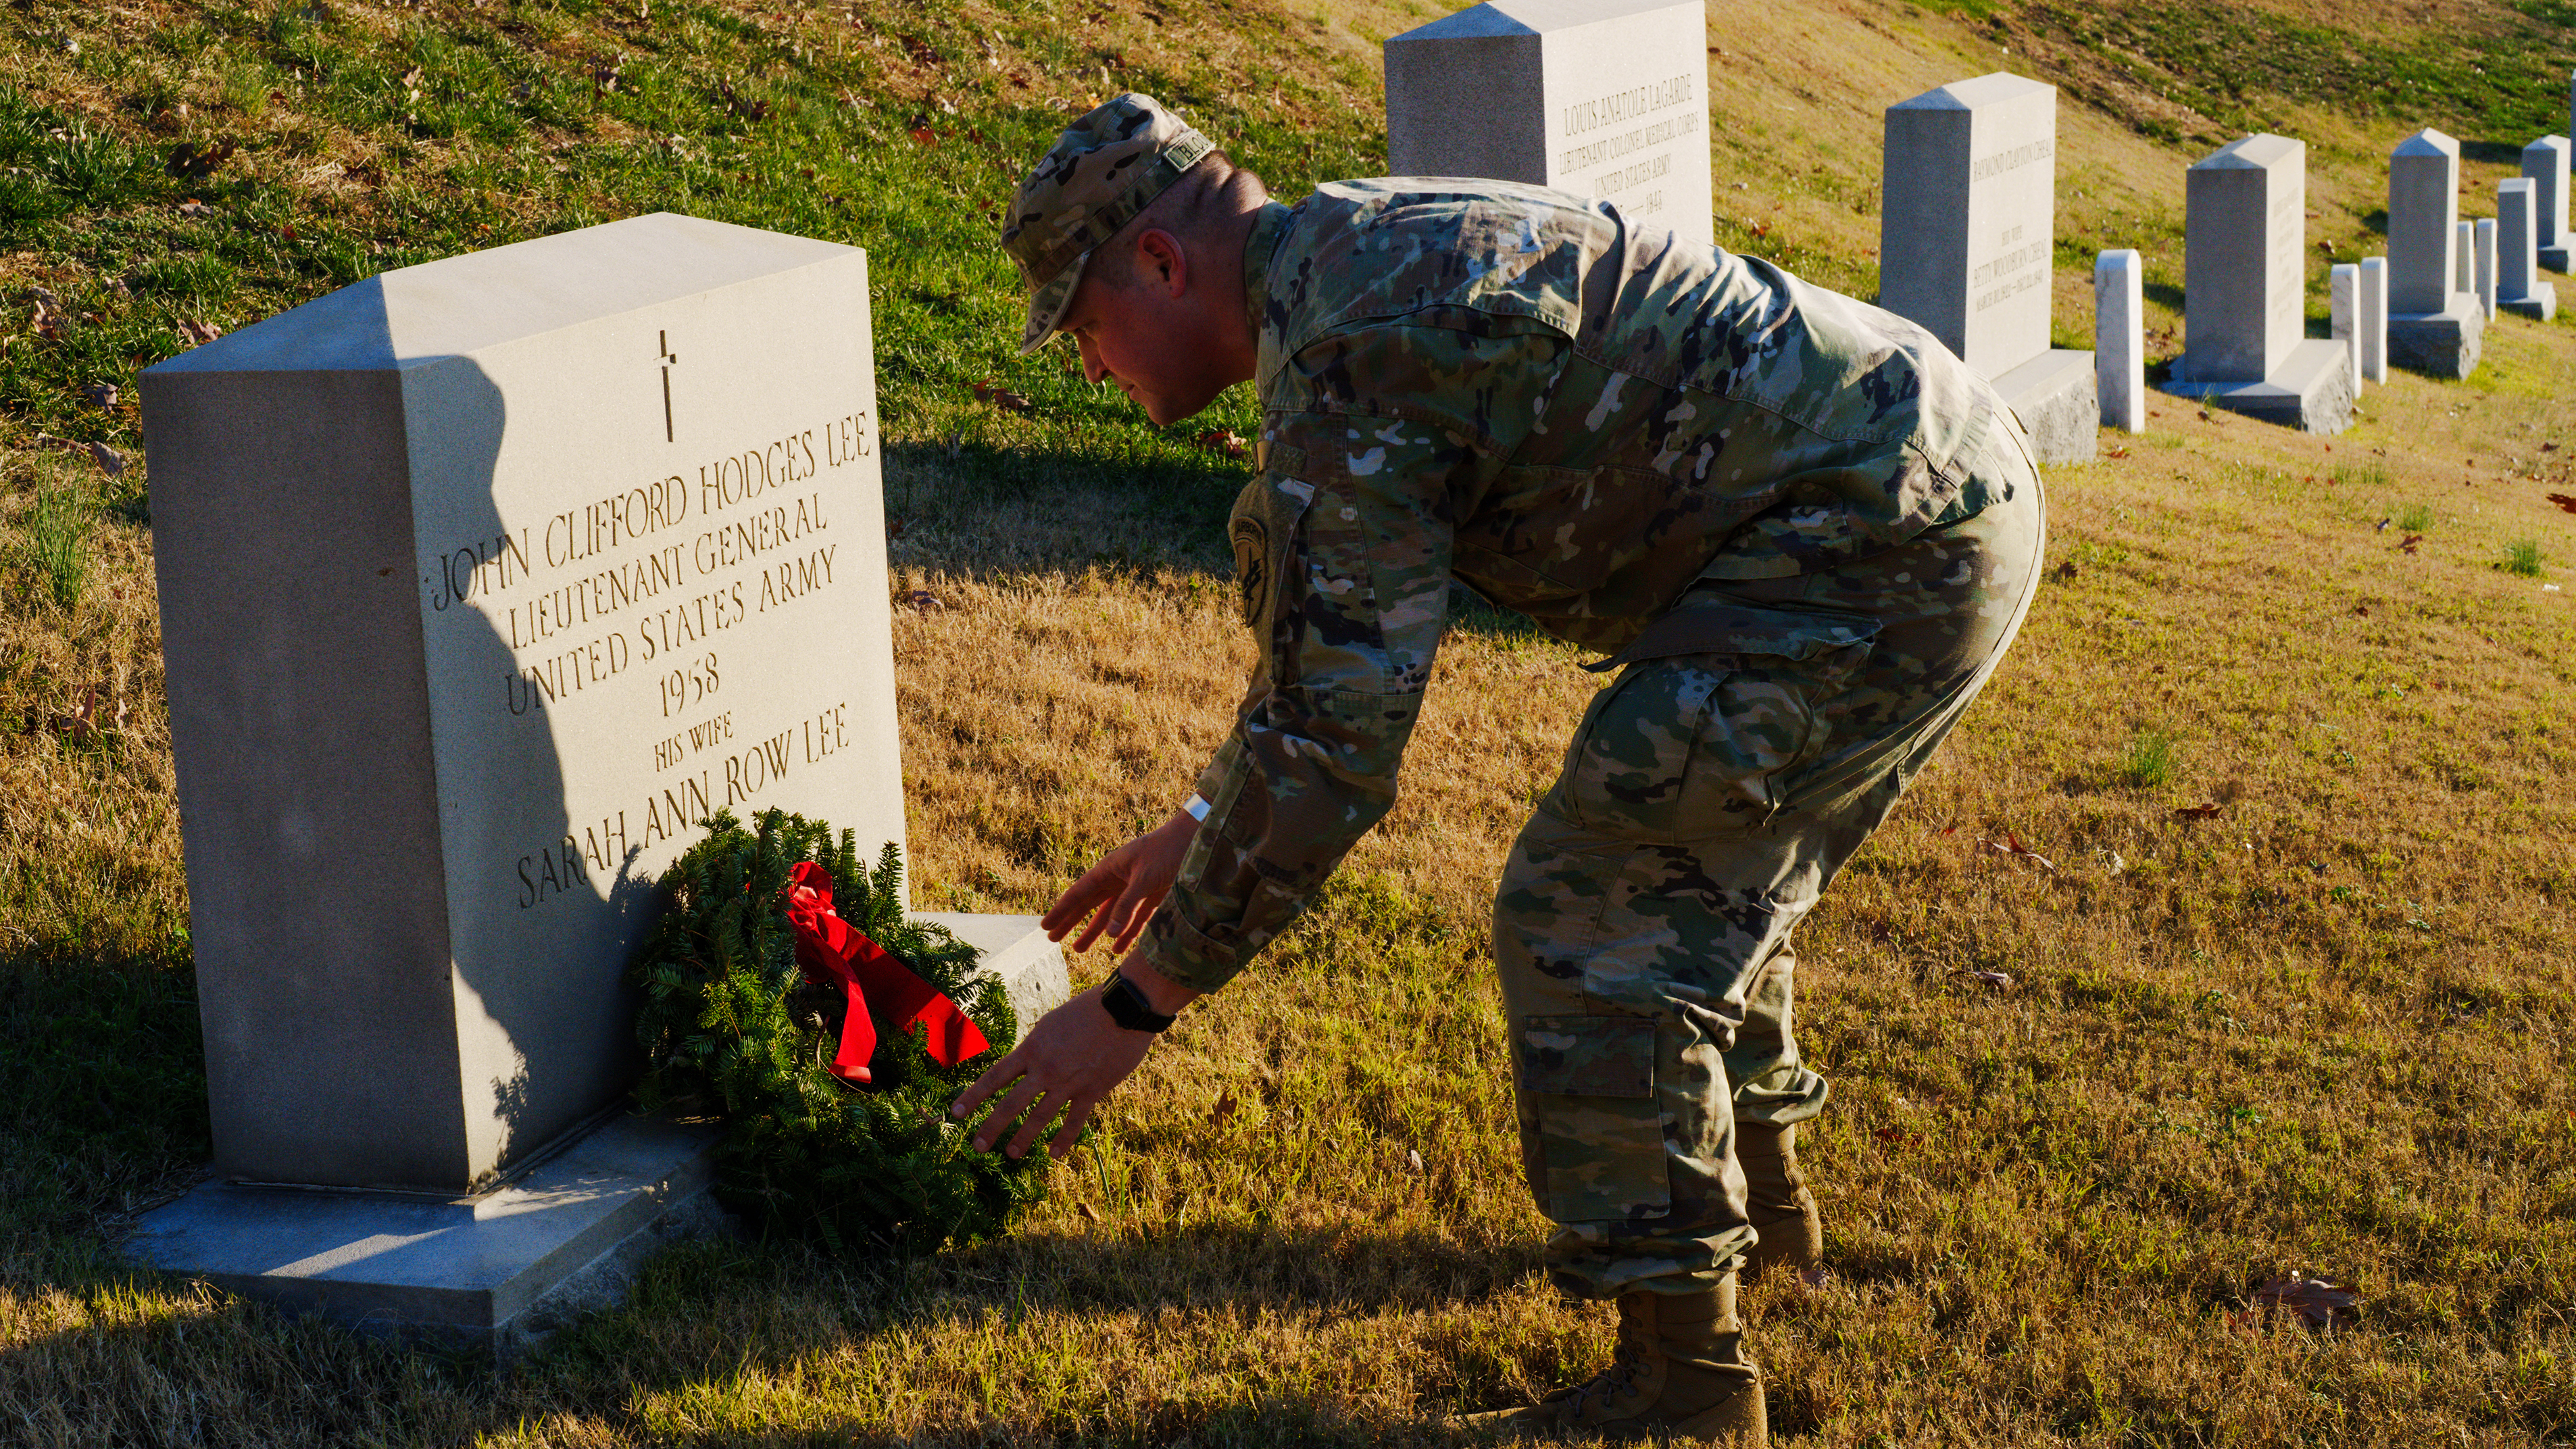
[1140,178,2018,993]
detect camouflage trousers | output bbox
[1495,456,2046,1301]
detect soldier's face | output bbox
[1061,230,1239,426]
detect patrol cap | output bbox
[1000,92,1215,354]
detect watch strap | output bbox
[1101,972,1177,1033]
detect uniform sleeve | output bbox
[1140,325,1545,991]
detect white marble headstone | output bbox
[2389,130,2463,315]
[2093,249,2144,433]
[2523,135,2570,270]
[2181,133,2305,385]
[1879,72,2059,376]
[142,214,903,1194]
[1384,0,1712,247]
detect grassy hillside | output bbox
[3,0,2574,1442]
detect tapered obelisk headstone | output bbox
[1879,72,2096,462]
[2497,178,2558,320]
[2525,135,2571,272]
[129,213,1066,1355]
[1384,0,1712,248]
[2165,133,2350,433]
[2386,129,2483,378]
[2094,249,2145,433]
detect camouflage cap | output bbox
[1000,92,1216,353]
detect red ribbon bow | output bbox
[782,861,988,1083]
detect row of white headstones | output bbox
[1381,0,2573,443]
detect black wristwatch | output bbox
[1100,972,1177,1034]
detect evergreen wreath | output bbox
[630,807,1045,1253]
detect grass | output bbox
[2114,729,2179,791]
[19,468,90,610]
[2,0,2575,1442]
[2394,500,2437,533]
[2500,537,2544,576]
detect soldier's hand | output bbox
[1041,808,1197,955]
[949,960,1197,1159]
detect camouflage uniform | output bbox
[1004,99,2044,1302]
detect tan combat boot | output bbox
[1735,1122,1822,1277]
[1468,1279,1766,1444]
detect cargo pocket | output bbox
[1553,598,1881,841]
[1518,1014,1670,1222]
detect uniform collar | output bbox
[1242,200,1292,340]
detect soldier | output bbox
[951,94,2046,1444]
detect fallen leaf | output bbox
[1405,1148,1425,1175]
[2052,560,2078,582]
[2174,802,2223,818]
[1212,1089,1236,1124]
[2252,1273,2360,1331]
[1076,1200,1102,1223]
[1983,832,2057,873]
[1796,1267,1833,1290]
[88,441,125,476]
[82,381,117,408]
[972,378,1033,412]
[176,198,214,218]
[2104,445,2129,459]
[2542,441,2559,452]
[166,138,237,178]
[908,124,937,146]
[278,222,299,242]
[1951,968,2012,990]
[2398,534,2423,554]
[2353,604,2370,616]
[2546,493,2576,516]
[1195,428,1247,460]
[908,589,943,612]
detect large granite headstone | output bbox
[1384,0,1712,248]
[2387,129,2483,378]
[2524,135,2570,272]
[2165,134,2350,434]
[130,213,1066,1354]
[1879,72,2096,463]
[2497,178,2558,320]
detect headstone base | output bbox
[1992,347,2098,465]
[2542,245,2572,274]
[2162,338,2356,435]
[127,1114,724,1363]
[918,912,1074,1025]
[2387,294,2485,379]
[2501,284,2558,321]
[124,916,1068,1361]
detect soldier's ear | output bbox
[1135,227,1189,297]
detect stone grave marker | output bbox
[2164,133,2351,434]
[2474,216,2499,319]
[2093,249,2145,433]
[2329,263,2362,394]
[2386,130,2483,379]
[1384,0,1712,248]
[2497,178,2558,320]
[1879,72,2096,463]
[2359,256,2389,385]
[128,213,1067,1356]
[2525,135,2570,272]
